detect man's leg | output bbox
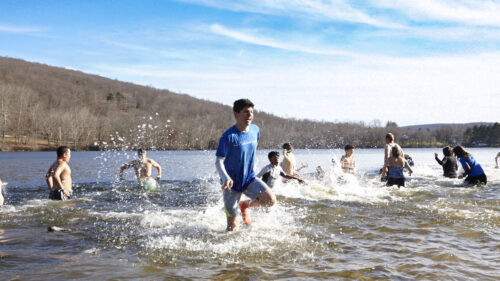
[240,178,277,225]
[227,216,238,231]
[223,189,241,231]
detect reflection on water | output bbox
[0,148,499,280]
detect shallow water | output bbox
[0,148,499,280]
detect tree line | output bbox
[0,57,496,152]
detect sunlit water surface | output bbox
[0,148,499,280]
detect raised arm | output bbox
[119,162,132,181]
[296,162,308,172]
[215,157,233,191]
[434,153,444,165]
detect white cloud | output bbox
[373,0,500,27]
[103,40,150,51]
[180,0,404,28]
[0,24,44,33]
[88,51,500,126]
[209,24,355,56]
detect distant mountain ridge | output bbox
[0,56,496,151]
[401,122,493,131]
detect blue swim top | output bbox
[216,124,259,192]
[388,166,404,178]
[459,155,485,177]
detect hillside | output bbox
[0,56,497,151]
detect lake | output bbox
[1,148,499,280]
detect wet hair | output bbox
[443,146,453,157]
[385,133,394,142]
[282,143,293,152]
[391,145,402,158]
[56,146,70,158]
[268,151,279,160]
[137,148,146,158]
[344,144,354,151]
[233,99,254,113]
[453,145,470,158]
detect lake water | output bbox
[1,148,499,280]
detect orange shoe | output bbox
[239,200,251,225]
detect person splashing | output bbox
[120,149,162,190]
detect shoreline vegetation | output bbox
[1,56,499,152]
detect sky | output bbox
[0,0,499,126]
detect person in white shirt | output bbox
[258,151,304,188]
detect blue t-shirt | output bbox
[216,124,259,192]
[459,156,485,176]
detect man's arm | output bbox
[404,160,413,176]
[151,160,162,180]
[119,162,132,181]
[434,153,444,165]
[45,167,54,190]
[215,157,233,190]
[296,162,308,172]
[53,163,66,191]
[281,172,304,184]
[256,165,270,178]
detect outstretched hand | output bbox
[434,153,438,157]
[222,179,233,191]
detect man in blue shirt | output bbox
[215,99,276,231]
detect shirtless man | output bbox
[119,149,161,189]
[495,152,500,168]
[46,146,72,200]
[281,143,308,176]
[381,133,402,181]
[340,144,356,174]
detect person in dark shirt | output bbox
[434,146,458,178]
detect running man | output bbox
[46,146,72,200]
[119,149,161,190]
[215,98,276,231]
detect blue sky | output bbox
[1,0,499,126]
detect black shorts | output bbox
[387,177,405,187]
[49,189,72,201]
[464,174,487,185]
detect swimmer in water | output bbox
[119,149,162,189]
[340,144,356,174]
[453,145,487,185]
[46,146,72,200]
[257,151,304,188]
[0,178,7,206]
[434,146,458,178]
[382,145,413,188]
[281,143,308,177]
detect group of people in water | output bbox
[0,98,497,232]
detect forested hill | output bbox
[0,56,497,151]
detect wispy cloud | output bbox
[373,0,500,27]
[103,40,150,51]
[181,0,404,28]
[0,24,45,34]
[209,24,355,56]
